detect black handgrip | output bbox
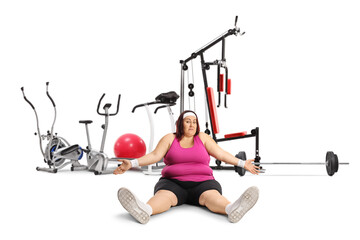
[110,94,121,116]
[21,87,35,109]
[235,16,238,27]
[132,103,144,113]
[97,94,121,116]
[154,103,176,114]
[132,101,164,113]
[97,93,106,115]
[46,82,56,107]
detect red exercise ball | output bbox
[114,133,146,158]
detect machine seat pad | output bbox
[224,131,247,139]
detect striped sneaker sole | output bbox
[118,188,150,224]
[228,186,259,223]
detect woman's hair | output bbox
[175,110,200,140]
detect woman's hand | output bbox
[244,159,260,175]
[113,160,132,175]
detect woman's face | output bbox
[183,116,197,137]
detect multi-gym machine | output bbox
[132,91,179,175]
[179,16,259,176]
[179,16,348,176]
[21,82,87,173]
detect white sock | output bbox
[145,204,153,216]
[136,198,153,216]
[120,187,153,216]
[225,203,232,215]
[225,197,243,215]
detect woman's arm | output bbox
[114,133,174,175]
[199,132,259,175]
[137,133,174,166]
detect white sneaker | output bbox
[227,186,259,223]
[117,187,150,224]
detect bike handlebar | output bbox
[97,93,121,116]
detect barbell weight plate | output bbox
[234,165,246,176]
[334,154,339,173]
[326,151,338,176]
[326,151,333,176]
[235,151,246,176]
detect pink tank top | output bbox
[161,135,214,182]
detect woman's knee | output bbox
[199,189,221,206]
[155,190,178,206]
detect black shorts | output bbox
[154,177,222,206]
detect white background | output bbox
[1,0,359,239]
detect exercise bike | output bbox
[21,82,86,173]
[79,93,123,175]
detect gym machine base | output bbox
[21,82,86,173]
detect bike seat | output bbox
[79,120,93,124]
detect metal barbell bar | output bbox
[235,151,349,176]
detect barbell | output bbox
[234,151,349,176]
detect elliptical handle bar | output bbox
[46,82,56,107]
[97,93,121,116]
[20,87,35,110]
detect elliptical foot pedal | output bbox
[60,144,80,155]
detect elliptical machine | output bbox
[21,82,86,173]
[79,93,122,175]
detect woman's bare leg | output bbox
[199,187,260,223]
[198,189,230,214]
[147,190,178,215]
